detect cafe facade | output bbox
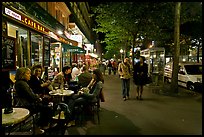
[2,4,83,79]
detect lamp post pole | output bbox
[120,49,123,61]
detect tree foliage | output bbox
[91,2,202,59]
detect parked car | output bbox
[164,61,202,91]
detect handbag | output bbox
[146,75,152,84]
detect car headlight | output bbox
[197,78,202,83]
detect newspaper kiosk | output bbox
[140,47,165,85]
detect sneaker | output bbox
[41,125,49,130]
[34,127,45,135]
[123,97,126,101]
[42,123,57,130]
[66,120,75,127]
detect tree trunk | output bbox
[170,2,181,94]
[132,34,136,67]
[197,43,200,63]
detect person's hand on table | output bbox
[42,81,51,87]
[78,91,84,95]
[37,97,43,102]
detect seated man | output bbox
[78,65,92,88]
[51,66,72,90]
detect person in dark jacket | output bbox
[133,56,148,100]
[28,64,51,95]
[14,67,53,133]
[107,60,112,75]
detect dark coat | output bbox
[14,79,41,109]
[133,62,148,85]
[15,79,53,126]
[78,72,92,87]
[28,75,47,94]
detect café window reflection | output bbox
[7,23,28,68]
[31,32,43,65]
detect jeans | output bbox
[121,78,130,98]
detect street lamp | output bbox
[120,49,124,60]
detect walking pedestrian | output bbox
[107,60,112,75]
[133,56,148,100]
[112,60,118,75]
[118,57,131,101]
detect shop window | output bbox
[31,32,43,66]
[43,37,50,67]
[10,24,28,68]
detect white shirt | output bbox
[71,67,80,81]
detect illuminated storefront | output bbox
[2,5,51,69]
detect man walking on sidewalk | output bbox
[118,57,131,101]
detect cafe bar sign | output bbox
[4,7,49,34]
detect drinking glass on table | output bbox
[54,86,59,90]
[64,82,69,90]
[54,84,59,91]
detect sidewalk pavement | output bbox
[65,74,202,135]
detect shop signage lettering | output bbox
[5,7,21,21]
[4,7,49,34]
[59,37,70,45]
[21,16,49,34]
[68,49,79,52]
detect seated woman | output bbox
[14,67,54,133]
[66,69,104,126]
[28,64,52,96]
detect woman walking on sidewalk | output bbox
[118,57,131,101]
[133,56,148,100]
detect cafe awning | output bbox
[62,43,86,54]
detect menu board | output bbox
[2,35,16,71]
[43,37,50,67]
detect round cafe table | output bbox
[2,108,30,126]
[49,89,74,102]
[2,108,30,135]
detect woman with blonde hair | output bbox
[14,67,54,133]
